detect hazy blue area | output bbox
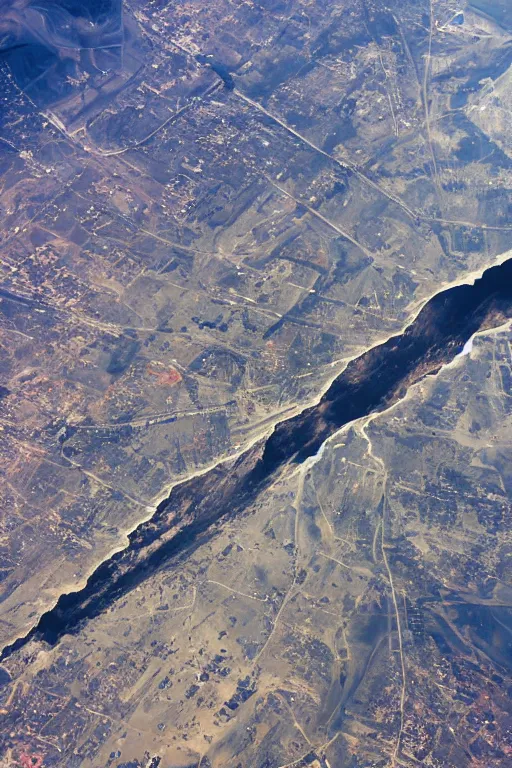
[469,0,512,30]
[0,0,123,105]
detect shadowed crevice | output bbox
[2,256,512,661]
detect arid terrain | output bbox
[0,0,511,765]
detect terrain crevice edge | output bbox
[2,251,512,663]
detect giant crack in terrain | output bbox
[2,254,512,662]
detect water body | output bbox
[2,256,512,661]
